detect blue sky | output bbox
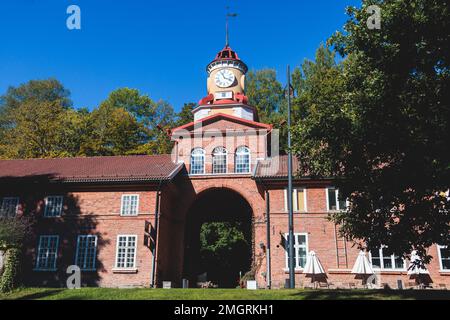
[0,0,361,112]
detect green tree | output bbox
[292,0,450,261]
[0,79,76,159]
[0,78,72,111]
[0,216,33,293]
[58,108,92,157]
[245,69,289,152]
[199,222,250,286]
[175,102,196,127]
[0,100,71,159]
[99,88,155,126]
[98,88,176,155]
[83,104,148,156]
[246,69,284,122]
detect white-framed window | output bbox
[75,235,98,271]
[212,147,227,174]
[190,148,205,175]
[284,233,308,270]
[35,235,59,271]
[0,197,19,217]
[326,187,348,211]
[284,188,307,212]
[235,146,251,173]
[44,196,64,217]
[369,247,406,271]
[120,195,139,216]
[437,245,450,272]
[115,235,137,269]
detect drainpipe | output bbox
[150,180,162,288]
[265,188,272,289]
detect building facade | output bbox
[0,45,449,289]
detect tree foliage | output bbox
[0,248,21,293]
[0,217,33,251]
[0,217,33,293]
[246,69,288,152]
[199,222,250,285]
[246,69,285,121]
[292,0,450,260]
[175,102,196,128]
[0,81,185,158]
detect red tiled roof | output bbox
[0,155,183,183]
[253,155,302,180]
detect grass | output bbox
[1,288,450,300]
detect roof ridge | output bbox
[0,154,173,162]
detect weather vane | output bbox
[226,5,238,47]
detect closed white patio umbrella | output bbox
[351,251,374,275]
[407,250,429,275]
[303,251,326,275]
[303,251,325,287]
[407,250,429,289]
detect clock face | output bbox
[214,69,235,88]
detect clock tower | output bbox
[194,45,258,122]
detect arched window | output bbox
[212,147,227,174]
[235,146,250,173]
[190,148,205,175]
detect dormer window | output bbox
[235,146,250,173]
[212,147,227,174]
[190,148,205,175]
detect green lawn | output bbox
[1,288,450,300]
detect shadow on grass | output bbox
[17,289,64,300]
[290,289,450,300]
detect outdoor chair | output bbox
[326,282,336,289]
[438,284,446,290]
[348,282,356,289]
[303,283,315,289]
[381,283,390,289]
[406,282,417,289]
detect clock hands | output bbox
[215,69,234,87]
[221,70,233,82]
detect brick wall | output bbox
[1,178,449,289]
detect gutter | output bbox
[150,179,163,288]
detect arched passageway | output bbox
[182,188,253,288]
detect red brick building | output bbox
[0,45,449,289]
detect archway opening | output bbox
[183,188,253,288]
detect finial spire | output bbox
[226,14,229,47]
[226,7,237,48]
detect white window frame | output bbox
[437,245,450,272]
[75,235,98,271]
[120,194,140,216]
[325,187,349,212]
[212,147,228,174]
[190,148,206,175]
[284,188,308,213]
[44,195,64,217]
[35,235,59,271]
[0,197,19,217]
[235,146,251,174]
[114,235,138,269]
[284,233,309,270]
[369,247,406,271]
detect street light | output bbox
[286,65,295,289]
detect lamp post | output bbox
[286,65,295,289]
